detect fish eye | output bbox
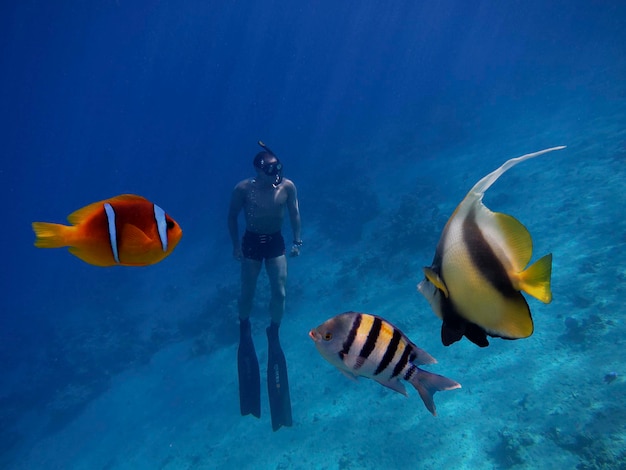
[323,332,332,341]
[166,220,175,230]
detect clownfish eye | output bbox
[166,220,175,230]
[323,332,332,341]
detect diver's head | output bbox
[253,151,283,185]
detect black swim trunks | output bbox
[242,230,285,261]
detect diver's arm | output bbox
[227,183,245,257]
[286,181,302,254]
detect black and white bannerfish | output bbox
[418,146,566,347]
[309,312,461,416]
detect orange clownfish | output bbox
[32,194,183,267]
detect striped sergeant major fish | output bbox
[32,194,182,266]
[309,311,461,416]
[418,146,566,347]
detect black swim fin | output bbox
[266,323,292,431]
[238,319,261,418]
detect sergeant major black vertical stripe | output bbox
[404,364,417,382]
[340,312,361,360]
[359,316,382,360]
[391,343,413,378]
[374,326,402,376]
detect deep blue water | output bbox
[2,1,626,469]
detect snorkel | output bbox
[257,140,283,187]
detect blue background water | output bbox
[2,1,625,469]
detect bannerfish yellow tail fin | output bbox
[518,253,553,303]
[32,222,72,248]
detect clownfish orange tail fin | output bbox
[32,222,72,248]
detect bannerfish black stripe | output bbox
[359,316,382,360]
[340,312,361,359]
[103,202,120,264]
[463,207,517,298]
[391,343,413,378]
[374,326,402,376]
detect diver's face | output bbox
[255,158,281,184]
[256,168,274,182]
[261,158,281,176]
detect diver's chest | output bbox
[248,188,287,209]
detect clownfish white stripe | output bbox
[103,202,120,264]
[153,204,168,252]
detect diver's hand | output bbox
[290,244,301,257]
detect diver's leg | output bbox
[238,258,262,417]
[265,254,287,325]
[239,258,262,320]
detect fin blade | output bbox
[267,327,292,431]
[518,253,553,303]
[238,333,261,418]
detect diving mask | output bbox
[256,140,283,185]
[261,161,282,177]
